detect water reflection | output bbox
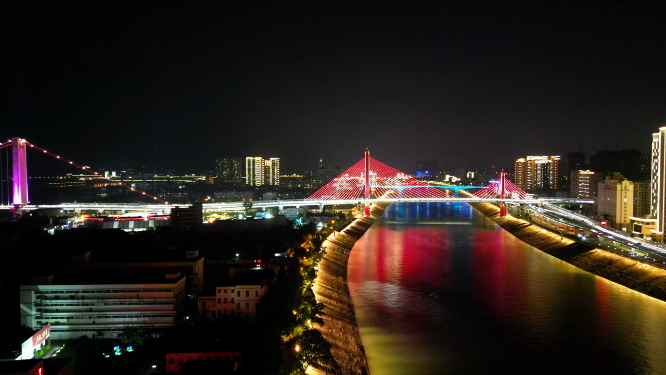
[348,203,666,375]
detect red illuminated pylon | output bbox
[364,149,370,215]
[307,151,452,201]
[472,172,532,201]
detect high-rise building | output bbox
[570,170,598,199]
[634,181,651,218]
[591,149,646,181]
[598,173,634,230]
[246,157,264,186]
[567,151,586,172]
[265,158,280,186]
[514,156,562,192]
[245,157,280,186]
[651,127,666,238]
[215,157,243,183]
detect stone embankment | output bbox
[472,202,666,302]
[307,203,388,375]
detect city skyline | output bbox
[3,2,665,174]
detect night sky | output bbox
[3,1,666,174]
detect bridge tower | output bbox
[12,137,29,206]
[499,170,507,218]
[364,148,370,216]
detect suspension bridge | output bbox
[0,137,591,215]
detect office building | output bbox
[598,173,634,230]
[514,156,562,192]
[20,272,186,340]
[245,157,280,186]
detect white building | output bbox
[651,127,666,240]
[245,157,280,186]
[598,173,634,231]
[20,272,186,340]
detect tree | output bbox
[290,329,337,373]
[118,326,148,347]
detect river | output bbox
[347,202,666,375]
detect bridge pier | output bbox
[499,170,507,218]
[364,149,370,216]
[12,137,29,206]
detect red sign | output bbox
[600,221,608,226]
[32,324,50,346]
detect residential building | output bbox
[197,270,276,320]
[213,190,253,202]
[633,181,651,218]
[215,157,243,184]
[598,173,634,231]
[171,203,203,232]
[652,127,666,240]
[570,170,598,199]
[265,158,280,186]
[245,157,280,186]
[591,149,647,182]
[20,272,186,340]
[245,157,263,186]
[567,151,586,172]
[514,156,562,192]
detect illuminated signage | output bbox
[600,221,608,226]
[32,324,50,346]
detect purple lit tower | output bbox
[12,137,29,205]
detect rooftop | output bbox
[27,270,186,286]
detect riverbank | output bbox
[471,202,666,302]
[308,203,389,375]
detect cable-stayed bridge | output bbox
[1,138,592,215]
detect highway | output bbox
[5,197,665,265]
[1,197,595,213]
[527,202,666,265]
